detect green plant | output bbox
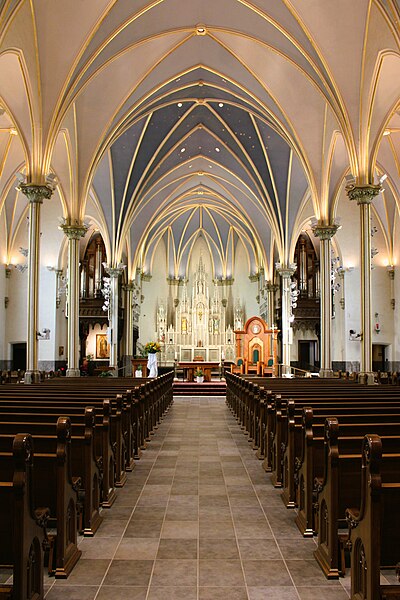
[194,368,204,377]
[99,370,113,377]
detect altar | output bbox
[155,256,243,365]
[179,361,220,382]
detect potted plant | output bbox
[135,364,143,378]
[194,367,204,383]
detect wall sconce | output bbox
[374,313,380,334]
[349,329,362,341]
[36,328,50,340]
[14,264,28,273]
[5,267,11,278]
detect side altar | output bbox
[233,316,279,376]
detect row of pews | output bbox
[0,372,174,600]
[226,372,400,600]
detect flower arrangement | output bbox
[145,341,162,354]
[194,367,204,377]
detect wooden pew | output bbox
[0,406,103,536]
[346,434,400,599]
[0,433,49,600]
[313,418,400,579]
[0,418,82,578]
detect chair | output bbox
[231,358,244,374]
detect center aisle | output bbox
[45,396,350,600]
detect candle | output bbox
[174,352,178,360]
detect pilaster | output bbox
[19,184,53,383]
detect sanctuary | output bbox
[155,256,242,364]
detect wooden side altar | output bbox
[179,361,220,382]
[233,317,279,376]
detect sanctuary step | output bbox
[173,380,226,396]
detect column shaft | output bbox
[26,199,41,379]
[20,184,53,384]
[346,184,380,384]
[276,265,295,375]
[320,237,333,376]
[67,236,80,376]
[109,274,119,370]
[360,202,372,375]
[60,223,88,377]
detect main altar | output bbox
[156,256,243,364]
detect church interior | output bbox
[0,1,400,599]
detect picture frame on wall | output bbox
[96,334,110,359]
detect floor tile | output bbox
[199,587,248,600]
[161,520,199,538]
[199,559,246,587]
[199,538,240,559]
[147,587,197,600]
[96,587,147,600]
[103,559,154,586]
[157,538,198,559]
[242,559,292,587]
[151,559,197,586]
[45,586,98,599]
[114,538,159,560]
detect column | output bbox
[19,184,53,384]
[312,223,339,378]
[276,263,296,375]
[123,283,135,375]
[59,223,88,377]
[347,184,381,384]
[266,283,278,326]
[104,265,125,374]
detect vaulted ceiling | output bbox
[1,0,400,277]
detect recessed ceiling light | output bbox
[189,165,192,168]
[9,128,18,136]
[177,102,183,108]
[218,103,224,108]
[383,130,390,136]
[208,165,213,168]
[176,78,181,82]
[180,148,186,153]
[215,147,220,152]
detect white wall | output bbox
[232,239,259,320]
[138,238,169,346]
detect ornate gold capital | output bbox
[19,183,53,204]
[346,184,381,205]
[104,265,126,278]
[312,223,339,240]
[275,262,296,278]
[59,222,88,240]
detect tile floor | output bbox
[44,395,354,599]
